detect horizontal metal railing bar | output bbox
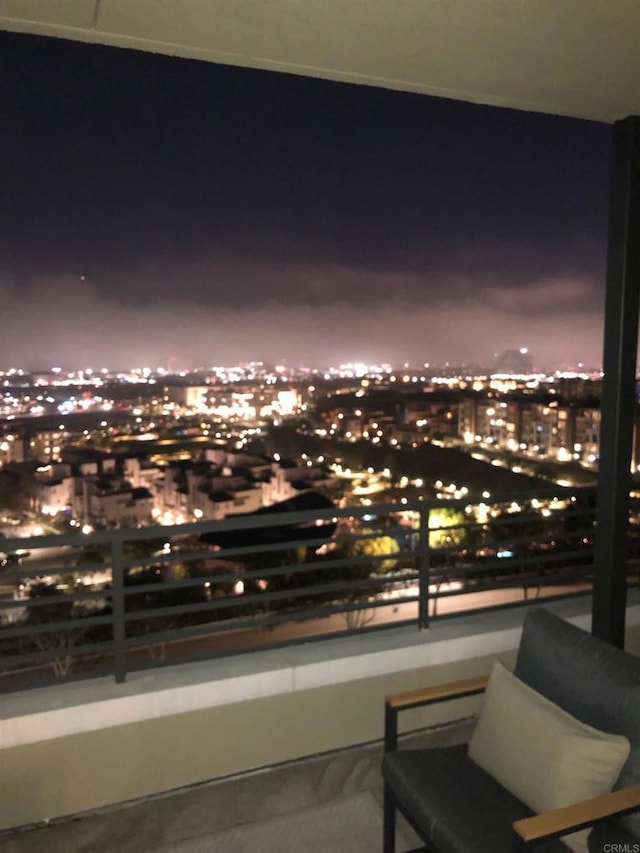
[0,597,109,618]
[397,510,594,540]
[181,536,335,562]
[121,535,339,569]
[0,532,450,579]
[435,550,595,578]
[70,557,113,570]
[0,560,112,583]
[119,537,360,577]
[430,570,594,601]
[488,508,584,526]
[123,600,351,648]
[428,540,593,571]
[0,640,115,669]
[124,611,278,648]
[427,573,586,595]
[121,549,211,570]
[122,527,415,571]
[123,594,255,623]
[431,577,591,604]
[0,583,112,604]
[433,567,595,591]
[476,522,594,541]
[427,556,593,578]
[123,618,261,648]
[431,571,592,594]
[456,524,590,549]
[429,589,596,622]
[65,586,113,602]
[0,588,111,613]
[0,671,84,691]
[444,551,595,576]
[0,669,116,695]
[122,572,238,596]
[0,611,113,639]
[0,531,120,551]
[478,522,595,544]
[214,550,408,581]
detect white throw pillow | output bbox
[468,660,630,851]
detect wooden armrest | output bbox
[386,675,489,712]
[513,784,640,847]
[384,675,488,752]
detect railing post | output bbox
[111,533,127,683]
[593,115,640,648]
[417,505,430,630]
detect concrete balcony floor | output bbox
[1,720,474,852]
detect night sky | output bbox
[0,30,612,372]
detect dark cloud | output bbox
[56,232,604,313]
[0,257,604,372]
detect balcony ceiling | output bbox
[1,0,639,123]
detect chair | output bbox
[382,608,640,852]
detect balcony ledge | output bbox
[4,591,640,751]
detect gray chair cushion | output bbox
[382,745,569,853]
[514,608,640,837]
[589,820,640,851]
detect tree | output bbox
[26,582,86,678]
[343,528,400,575]
[428,508,468,550]
[332,527,400,630]
[123,565,207,660]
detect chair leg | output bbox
[383,781,396,853]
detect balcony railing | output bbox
[1,485,636,694]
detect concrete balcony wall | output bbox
[2,596,640,832]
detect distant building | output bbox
[493,348,533,374]
[262,459,334,506]
[458,391,607,465]
[0,433,24,465]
